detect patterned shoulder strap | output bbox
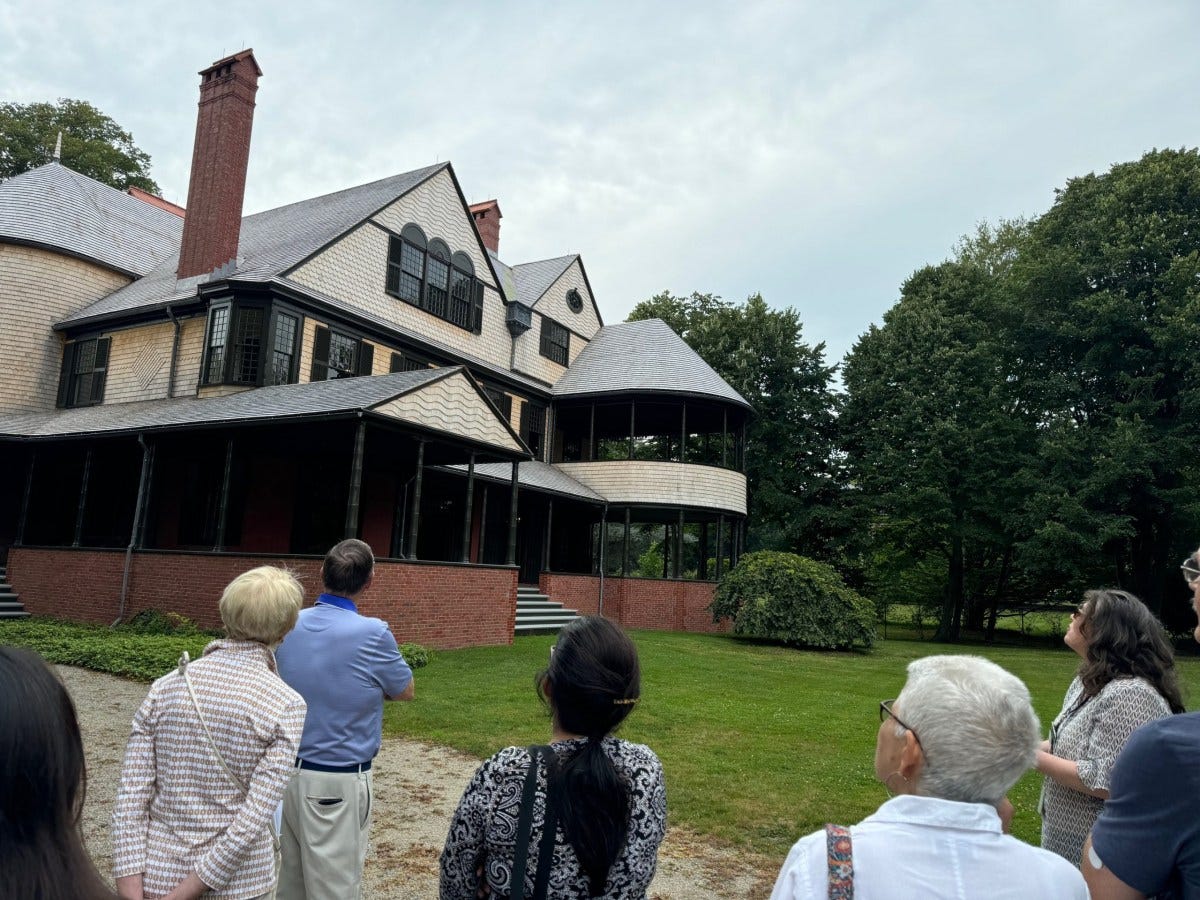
[825,823,853,899]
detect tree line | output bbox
[629,148,1200,640]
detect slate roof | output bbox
[0,368,447,438]
[441,460,604,502]
[0,162,183,276]
[511,255,577,308]
[552,319,751,409]
[58,163,448,326]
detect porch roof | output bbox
[0,368,531,458]
[441,460,605,503]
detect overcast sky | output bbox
[3,1,1197,365]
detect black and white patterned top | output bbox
[1039,675,1173,865]
[440,737,667,899]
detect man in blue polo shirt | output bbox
[275,539,414,900]
[1083,549,1200,899]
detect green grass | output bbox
[386,630,1200,860]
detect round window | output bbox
[566,288,583,313]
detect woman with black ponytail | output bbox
[440,616,666,898]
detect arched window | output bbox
[386,226,484,333]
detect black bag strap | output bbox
[532,749,560,900]
[510,745,548,900]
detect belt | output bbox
[295,758,372,773]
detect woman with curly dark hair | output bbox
[0,645,117,900]
[1037,588,1184,865]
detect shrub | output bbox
[120,608,208,636]
[710,551,877,650]
[400,642,430,668]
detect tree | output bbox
[0,99,159,193]
[841,223,1036,640]
[1008,148,1200,627]
[627,292,842,560]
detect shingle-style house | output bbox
[0,50,749,647]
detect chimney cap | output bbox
[469,199,502,219]
[198,48,262,78]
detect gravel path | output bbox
[63,666,776,899]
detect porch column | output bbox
[506,461,520,566]
[407,439,426,559]
[541,498,554,572]
[460,452,476,563]
[622,507,631,576]
[628,402,635,458]
[675,508,685,578]
[681,402,687,463]
[699,521,709,580]
[588,403,595,461]
[213,437,234,552]
[72,447,93,547]
[14,450,36,546]
[715,515,725,580]
[129,436,153,549]
[721,408,728,467]
[478,487,488,560]
[135,443,157,549]
[345,419,366,539]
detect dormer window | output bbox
[386,224,484,333]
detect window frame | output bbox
[385,225,485,334]
[539,316,570,366]
[201,300,302,388]
[310,324,374,381]
[57,335,111,408]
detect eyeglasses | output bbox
[879,699,922,747]
[1182,557,1200,586]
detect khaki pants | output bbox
[276,766,373,900]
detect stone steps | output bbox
[514,586,578,635]
[0,566,29,619]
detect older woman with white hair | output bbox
[113,566,307,900]
[770,655,1088,899]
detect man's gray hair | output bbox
[895,655,1040,804]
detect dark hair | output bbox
[1076,589,1185,713]
[322,538,375,595]
[536,617,641,896]
[0,646,116,900]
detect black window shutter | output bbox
[56,342,76,407]
[91,337,111,404]
[356,342,374,377]
[472,280,484,334]
[389,352,404,373]
[310,326,330,381]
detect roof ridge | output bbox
[243,162,448,222]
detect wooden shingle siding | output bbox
[174,317,206,397]
[373,371,524,453]
[104,322,174,404]
[533,260,601,341]
[556,461,748,515]
[512,310,569,385]
[288,169,514,372]
[0,244,129,412]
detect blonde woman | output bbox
[113,567,307,900]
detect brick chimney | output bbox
[469,200,502,255]
[176,50,262,279]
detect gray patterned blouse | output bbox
[1039,675,1172,865]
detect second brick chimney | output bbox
[469,200,502,255]
[177,50,262,279]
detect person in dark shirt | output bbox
[1083,550,1200,899]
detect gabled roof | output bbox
[511,255,577,307]
[0,367,530,458]
[552,319,751,409]
[0,162,184,276]
[58,163,449,326]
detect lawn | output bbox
[386,630,1200,861]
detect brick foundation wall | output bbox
[7,548,517,649]
[539,573,730,634]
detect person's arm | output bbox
[112,685,159,892]
[1035,750,1108,798]
[190,695,307,892]
[157,872,210,900]
[369,624,414,701]
[1082,834,1146,900]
